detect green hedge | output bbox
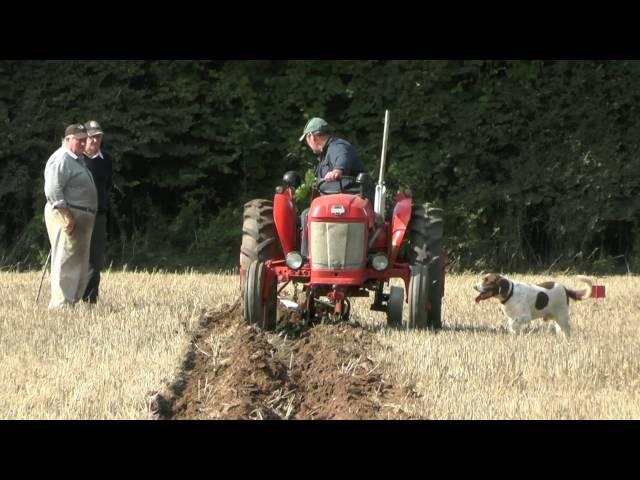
[1,60,639,273]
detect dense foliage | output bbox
[2,60,639,273]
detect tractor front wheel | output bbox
[427,255,445,330]
[407,264,429,329]
[243,260,277,331]
[387,286,404,328]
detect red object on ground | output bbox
[591,284,606,299]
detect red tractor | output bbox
[239,111,445,330]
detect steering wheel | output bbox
[315,176,358,195]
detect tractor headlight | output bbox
[371,253,389,271]
[286,251,304,270]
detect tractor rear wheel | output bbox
[240,199,279,288]
[408,264,429,329]
[386,286,404,328]
[407,203,444,330]
[243,260,277,331]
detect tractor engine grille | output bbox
[310,221,366,270]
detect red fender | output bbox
[273,187,298,255]
[389,191,412,264]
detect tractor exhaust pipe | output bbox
[374,110,390,218]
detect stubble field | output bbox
[1,270,638,419]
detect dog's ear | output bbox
[497,277,510,296]
[483,273,496,284]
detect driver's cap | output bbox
[299,117,330,142]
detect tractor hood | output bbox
[309,194,372,223]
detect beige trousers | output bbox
[44,204,95,309]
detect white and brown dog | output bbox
[474,274,593,337]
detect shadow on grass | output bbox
[443,322,557,336]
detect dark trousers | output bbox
[83,213,107,303]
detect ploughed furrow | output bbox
[152,302,416,420]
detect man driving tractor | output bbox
[299,117,368,182]
[299,117,370,258]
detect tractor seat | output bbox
[318,180,361,195]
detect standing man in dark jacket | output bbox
[82,120,113,304]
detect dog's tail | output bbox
[565,275,593,301]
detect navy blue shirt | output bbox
[84,149,113,214]
[315,136,368,179]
